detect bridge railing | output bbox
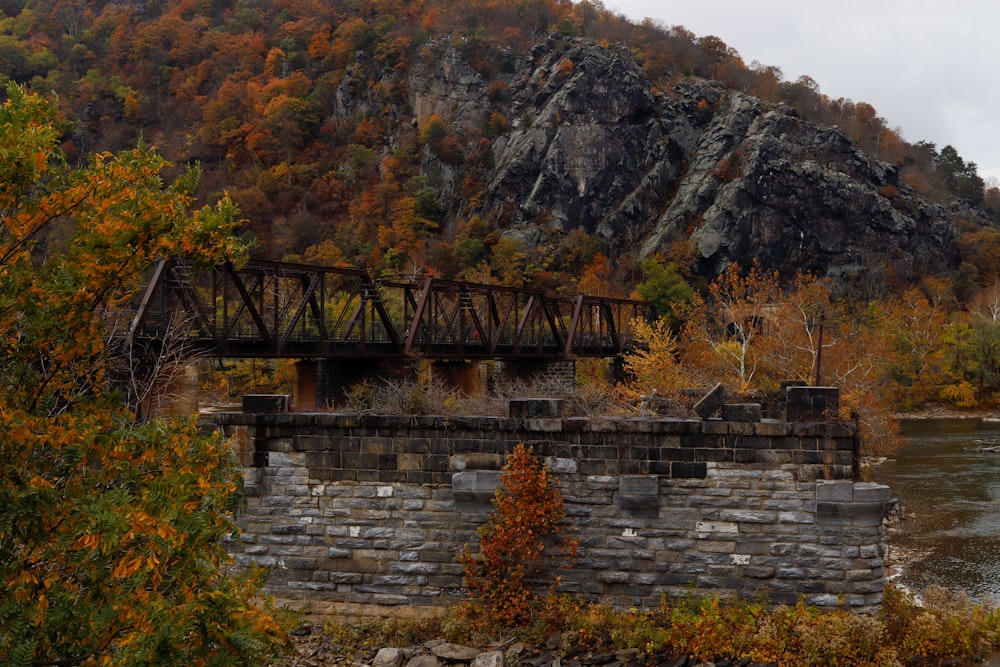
[126,259,652,360]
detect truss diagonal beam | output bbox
[128,259,651,360]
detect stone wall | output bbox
[215,391,891,617]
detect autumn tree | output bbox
[680,262,780,393]
[619,316,690,405]
[873,287,952,407]
[939,280,1000,402]
[760,273,841,385]
[0,85,287,665]
[459,443,576,630]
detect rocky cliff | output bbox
[406,35,986,289]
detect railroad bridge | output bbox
[125,258,652,407]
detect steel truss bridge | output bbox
[125,259,652,361]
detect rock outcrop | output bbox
[404,34,989,289]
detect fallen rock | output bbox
[374,648,405,667]
[430,643,483,662]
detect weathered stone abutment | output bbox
[215,391,891,617]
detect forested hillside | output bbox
[2,0,998,295]
[8,0,1000,416]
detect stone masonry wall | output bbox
[215,393,890,618]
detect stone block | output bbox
[695,521,739,536]
[546,457,578,474]
[451,471,500,504]
[620,418,653,433]
[562,416,591,432]
[597,570,631,583]
[590,417,623,432]
[816,501,889,526]
[778,511,815,524]
[693,383,729,419]
[266,451,305,469]
[786,386,840,422]
[284,557,317,570]
[508,398,565,418]
[722,403,763,422]
[619,475,659,508]
[448,453,504,471]
[816,480,854,502]
[243,394,290,413]
[853,482,891,503]
[524,417,563,432]
[720,509,777,523]
[671,461,707,479]
[701,420,729,435]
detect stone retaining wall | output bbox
[216,392,890,617]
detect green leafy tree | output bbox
[937,144,985,204]
[0,84,287,665]
[635,256,693,323]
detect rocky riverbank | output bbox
[276,626,778,667]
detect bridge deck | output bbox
[125,259,652,360]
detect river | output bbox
[874,417,1000,601]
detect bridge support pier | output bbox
[293,359,417,409]
[490,359,576,394]
[429,361,488,397]
[293,360,319,411]
[608,356,626,384]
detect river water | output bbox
[874,418,1000,601]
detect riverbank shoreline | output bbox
[897,406,1000,421]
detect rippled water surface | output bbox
[874,418,1000,600]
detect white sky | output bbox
[606,0,1000,183]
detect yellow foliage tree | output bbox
[0,85,287,665]
[619,317,689,403]
[680,262,780,393]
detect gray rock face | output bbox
[408,45,491,132]
[487,36,670,245]
[645,97,961,287]
[402,34,988,289]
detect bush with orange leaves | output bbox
[459,444,578,632]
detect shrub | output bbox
[318,585,1000,666]
[939,380,978,407]
[459,444,577,632]
[884,585,1000,662]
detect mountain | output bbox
[2,0,995,297]
[405,34,987,292]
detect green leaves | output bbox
[0,85,287,665]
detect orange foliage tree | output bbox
[671,266,907,454]
[459,443,577,630]
[0,85,287,665]
[680,262,781,393]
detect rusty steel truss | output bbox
[125,259,652,360]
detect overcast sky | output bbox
[606,0,1000,183]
